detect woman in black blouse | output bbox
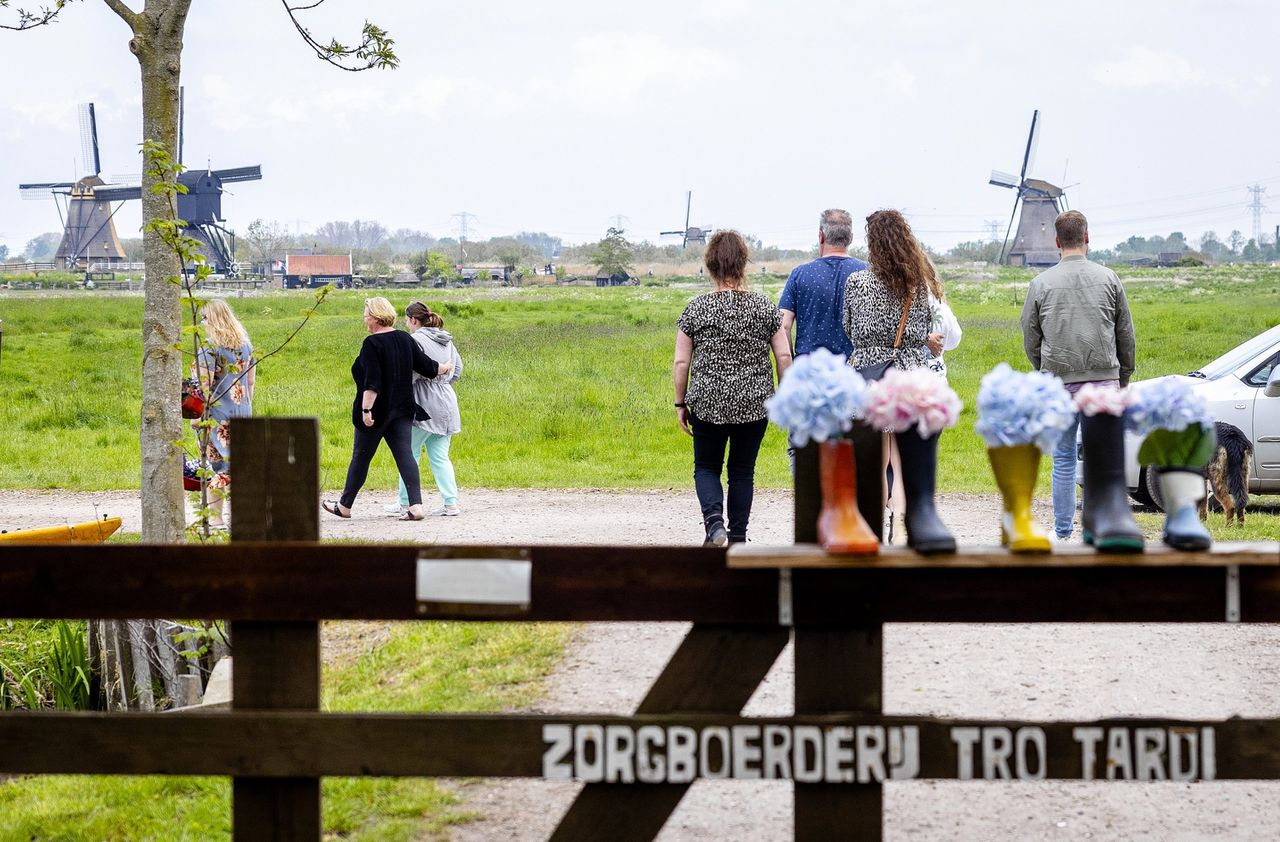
[323,297,452,521]
[673,231,792,546]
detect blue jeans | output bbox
[1051,413,1081,538]
[397,428,458,506]
[691,414,768,541]
[1052,380,1120,537]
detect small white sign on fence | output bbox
[415,558,532,606]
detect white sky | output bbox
[2,0,1279,255]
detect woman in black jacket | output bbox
[323,297,452,521]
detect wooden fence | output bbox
[1,417,1278,841]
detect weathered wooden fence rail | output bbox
[1,418,1278,842]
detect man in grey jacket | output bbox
[1021,210,1137,542]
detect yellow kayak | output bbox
[0,517,124,544]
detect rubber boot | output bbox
[1080,413,1144,552]
[896,430,956,555]
[987,444,1051,553]
[816,439,879,555]
[1157,468,1212,551]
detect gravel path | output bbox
[4,488,1279,839]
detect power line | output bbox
[1083,174,1280,211]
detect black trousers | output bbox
[690,414,768,540]
[340,414,422,509]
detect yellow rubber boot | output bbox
[987,444,1051,553]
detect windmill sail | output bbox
[1019,110,1039,184]
[78,103,101,177]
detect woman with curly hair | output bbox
[842,209,955,552]
[193,298,254,529]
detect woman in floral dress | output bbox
[195,299,254,528]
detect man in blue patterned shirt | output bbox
[779,208,868,359]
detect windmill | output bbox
[95,89,262,276]
[660,191,711,249]
[17,103,127,269]
[988,110,1068,268]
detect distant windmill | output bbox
[93,88,262,276]
[660,191,711,249]
[988,110,1068,268]
[18,103,127,269]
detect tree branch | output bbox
[0,0,79,30]
[100,0,136,28]
[280,0,398,71]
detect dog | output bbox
[1201,421,1252,526]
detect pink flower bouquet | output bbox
[862,368,962,437]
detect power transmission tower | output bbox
[452,211,477,265]
[1247,184,1268,245]
[610,214,630,231]
[984,220,1001,241]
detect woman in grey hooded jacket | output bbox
[386,301,463,515]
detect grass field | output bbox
[0,265,1277,495]
[0,620,570,840]
[1,265,1278,836]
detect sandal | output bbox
[322,500,351,519]
[398,509,424,521]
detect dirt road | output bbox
[4,488,1278,840]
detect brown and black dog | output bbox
[1202,421,1253,525]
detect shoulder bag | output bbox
[854,285,913,382]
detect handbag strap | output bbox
[889,286,914,357]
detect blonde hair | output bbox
[202,299,250,349]
[364,296,397,327]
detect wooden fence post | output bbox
[230,417,321,841]
[792,434,884,841]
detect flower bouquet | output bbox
[861,368,962,555]
[183,455,202,492]
[974,364,1075,552]
[1073,384,1144,552]
[766,349,876,554]
[1126,377,1216,550]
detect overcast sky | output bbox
[2,0,1278,256]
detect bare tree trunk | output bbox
[129,0,192,544]
[127,619,157,711]
[92,0,195,711]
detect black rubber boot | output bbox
[1080,413,1144,552]
[896,429,957,555]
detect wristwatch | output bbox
[674,402,686,408]
[361,408,373,414]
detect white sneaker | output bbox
[383,503,408,515]
[431,504,461,517]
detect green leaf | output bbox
[1137,423,1216,469]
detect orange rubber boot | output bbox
[817,438,880,555]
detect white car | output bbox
[1076,324,1280,510]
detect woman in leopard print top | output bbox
[674,231,792,546]
[841,210,934,372]
[842,209,944,545]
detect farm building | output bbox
[284,254,353,289]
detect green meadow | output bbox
[1,266,1278,837]
[1,266,1277,494]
